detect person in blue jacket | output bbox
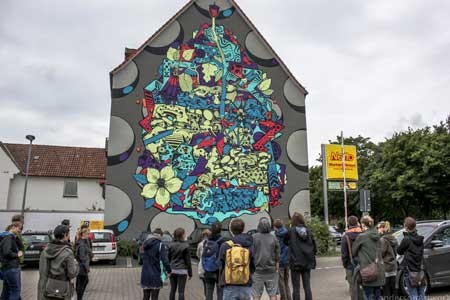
[141,230,171,300]
[274,219,291,300]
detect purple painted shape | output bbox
[216,132,225,141]
[191,132,208,146]
[119,152,129,161]
[253,132,264,142]
[138,150,165,169]
[271,142,282,160]
[191,156,207,175]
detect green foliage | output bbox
[309,117,450,225]
[307,217,334,256]
[117,239,138,257]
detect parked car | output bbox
[329,225,342,245]
[90,229,118,265]
[22,231,52,265]
[188,228,232,258]
[394,220,450,295]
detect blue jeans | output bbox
[404,271,426,300]
[363,286,382,300]
[223,286,252,300]
[1,268,21,300]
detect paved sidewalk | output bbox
[12,256,450,299]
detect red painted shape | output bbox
[269,187,280,207]
[216,136,224,155]
[139,92,155,133]
[253,119,284,152]
[198,135,215,148]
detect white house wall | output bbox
[0,147,19,210]
[7,176,105,211]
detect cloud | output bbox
[1,0,450,167]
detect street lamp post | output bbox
[20,135,35,218]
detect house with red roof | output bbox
[0,142,106,231]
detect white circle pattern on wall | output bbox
[104,185,133,226]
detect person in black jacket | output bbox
[76,228,91,300]
[397,217,425,299]
[284,212,316,300]
[168,228,192,300]
[0,222,24,300]
[141,230,171,300]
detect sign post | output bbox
[359,189,371,215]
[321,144,329,224]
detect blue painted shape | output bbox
[171,193,182,206]
[182,175,198,190]
[123,86,133,94]
[118,220,129,232]
[133,174,147,185]
[222,9,233,17]
[143,130,174,145]
[145,199,155,209]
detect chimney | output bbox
[125,48,137,60]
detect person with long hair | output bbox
[284,212,316,300]
[352,216,385,300]
[377,221,398,298]
[168,228,192,300]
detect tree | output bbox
[309,116,450,225]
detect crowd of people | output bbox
[140,212,317,300]
[0,216,93,300]
[342,215,426,300]
[0,213,427,300]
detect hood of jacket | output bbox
[275,227,288,238]
[232,233,253,248]
[366,228,380,242]
[295,225,309,240]
[144,235,161,249]
[43,240,72,259]
[257,217,271,234]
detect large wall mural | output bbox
[106,0,309,238]
[134,11,286,224]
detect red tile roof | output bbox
[1,143,106,179]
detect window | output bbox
[63,181,78,197]
[433,227,450,246]
[92,232,112,242]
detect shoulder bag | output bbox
[360,241,380,283]
[44,258,73,299]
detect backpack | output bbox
[224,240,250,285]
[202,239,219,272]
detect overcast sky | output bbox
[1,0,449,166]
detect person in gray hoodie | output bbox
[38,225,79,300]
[252,217,280,300]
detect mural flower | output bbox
[141,166,182,207]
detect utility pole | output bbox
[341,131,348,229]
[21,134,35,218]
